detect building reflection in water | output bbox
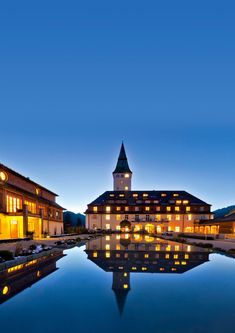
[0,251,63,304]
[85,234,210,315]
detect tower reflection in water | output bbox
[0,251,63,304]
[85,234,210,314]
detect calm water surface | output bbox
[0,235,235,333]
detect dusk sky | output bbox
[1,1,235,213]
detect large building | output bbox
[86,144,213,233]
[0,164,65,239]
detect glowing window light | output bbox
[105,252,110,258]
[93,252,98,258]
[123,284,129,289]
[2,286,9,295]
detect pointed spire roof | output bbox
[113,289,129,316]
[113,143,132,174]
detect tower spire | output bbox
[113,143,132,191]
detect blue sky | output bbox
[0,0,235,212]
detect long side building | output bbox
[0,164,65,239]
[86,144,213,233]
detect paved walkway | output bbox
[182,237,235,251]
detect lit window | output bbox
[125,206,129,211]
[106,206,111,212]
[93,252,98,258]
[105,244,110,250]
[167,215,172,221]
[105,215,110,221]
[109,193,115,197]
[93,206,98,212]
[145,207,150,211]
[173,193,179,197]
[188,214,192,221]
[123,284,129,289]
[175,245,180,251]
[181,261,187,265]
[176,215,180,221]
[165,254,170,259]
[133,193,138,197]
[172,268,177,271]
[175,206,180,212]
[166,206,171,212]
[116,207,121,211]
[116,235,121,240]
[106,235,110,241]
[185,254,189,259]
[142,267,147,271]
[132,267,137,270]
[183,200,189,204]
[175,261,180,265]
[116,214,121,221]
[2,286,9,295]
[143,193,148,197]
[166,245,171,251]
[124,174,130,178]
[35,188,40,195]
[105,252,110,258]
[0,171,7,182]
[176,200,182,204]
[119,194,125,197]
[161,193,167,197]
[125,186,129,190]
[155,245,160,251]
[124,273,127,277]
[156,206,161,211]
[106,223,110,229]
[186,206,191,212]
[160,268,165,271]
[156,214,161,221]
[116,244,120,250]
[175,226,180,232]
[174,254,178,259]
[144,254,149,258]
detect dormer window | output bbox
[35,188,41,195]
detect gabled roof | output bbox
[113,143,132,174]
[87,190,211,206]
[0,163,58,196]
[200,212,235,225]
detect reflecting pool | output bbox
[1,235,235,333]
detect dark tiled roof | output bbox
[87,190,210,206]
[113,143,132,174]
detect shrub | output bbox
[0,250,14,261]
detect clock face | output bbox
[0,171,7,182]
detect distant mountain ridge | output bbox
[63,211,85,227]
[213,205,235,219]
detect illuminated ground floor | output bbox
[86,214,212,233]
[0,214,64,239]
